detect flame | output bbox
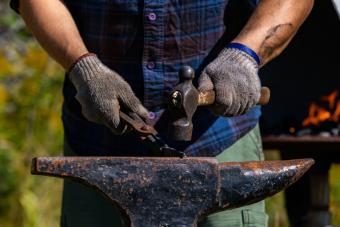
[320,90,338,109]
[331,101,340,122]
[302,91,340,128]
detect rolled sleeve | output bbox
[10,0,20,14]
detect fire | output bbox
[320,90,338,109]
[302,91,340,127]
[332,101,340,122]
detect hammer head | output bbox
[168,66,271,141]
[168,66,199,141]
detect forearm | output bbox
[19,0,88,70]
[233,0,314,66]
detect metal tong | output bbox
[120,111,186,158]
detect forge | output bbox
[259,0,340,226]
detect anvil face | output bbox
[31,157,314,227]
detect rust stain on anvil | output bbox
[31,157,314,227]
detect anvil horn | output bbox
[216,159,314,211]
[31,157,314,227]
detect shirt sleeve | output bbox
[10,0,20,14]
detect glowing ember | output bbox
[302,91,340,128]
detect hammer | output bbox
[168,66,270,141]
[31,157,314,227]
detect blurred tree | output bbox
[0,1,64,226]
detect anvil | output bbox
[32,157,313,227]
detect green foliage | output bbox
[0,42,64,226]
[330,165,340,224]
[0,2,63,226]
[0,149,17,210]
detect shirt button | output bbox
[147,62,155,70]
[147,13,157,21]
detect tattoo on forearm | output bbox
[259,23,293,61]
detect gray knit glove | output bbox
[68,54,149,134]
[198,48,261,116]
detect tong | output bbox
[120,111,186,158]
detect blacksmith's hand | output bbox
[68,54,149,134]
[198,44,261,116]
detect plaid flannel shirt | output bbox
[11,0,261,157]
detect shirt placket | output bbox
[143,0,165,111]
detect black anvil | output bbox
[32,157,313,227]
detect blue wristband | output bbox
[226,42,261,65]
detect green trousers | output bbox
[61,125,268,227]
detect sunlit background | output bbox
[0,1,63,226]
[0,0,339,226]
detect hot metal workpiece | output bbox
[31,157,314,227]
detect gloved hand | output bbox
[68,54,149,134]
[198,46,261,116]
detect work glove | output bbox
[198,45,261,116]
[68,54,149,134]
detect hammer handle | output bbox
[198,87,271,106]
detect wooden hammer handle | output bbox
[198,87,271,106]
